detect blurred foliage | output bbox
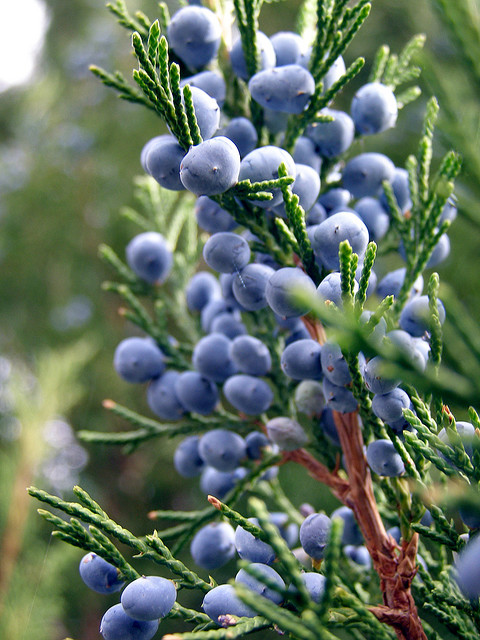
[0,0,480,638]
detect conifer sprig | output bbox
[277,162,321,283]
[29,486,212,592]
[107,0,150,37]
[89,65,155,108]
[427,272,443,370]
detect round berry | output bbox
[330,506,363,546]
[239,146,296,208]
[245,431,271,459]
[198,429,246,471]
[270,31,309,66]
[126,232,173,284]
[265,267,316,318]
[299,513,331,560]
[187,86,220,140]
[371,388,411,426]
[100,603,158,640]
[121,576,176,621]
[210,312,247,338]
[235,518,275,564]
[376,268,423,300]
[293,136,322,173]
[289,572,326,603]
[351,82,398,135]
[455,535,480,598]
[202,584,255,624]
[281,339,323,380]
[147,370,186,420]
[173,436,205,478]
[79,553,124,594]
[273,163,321,217]
[144,135,186,191]
[248,65,315,114]
[175,371,219,415]
[363,356,400,395]
[220,117,258,158]
[399,295,446,337]
[354,197,390,241]
[167,6,221,69]
[203,232,251,274]
[180,137,241,196]
[181,70,226,106]
[306,108,355,158]
[294,380,325,416]
[379,167,411,212]
[190,522,236,570]
[113,337,165,384]
[312,212,369,271]
[320,342,352,386]
[193,333,237,382]
[223,374,273,415]
[342,153,395,199]
[366,439,405,477]
[195,196,237,233]
[200,466,245,498]
[230,335,272,376]
[316,272,359,307]
[235,563,285,604]
[323,378,357,413]
[186,270,222,312]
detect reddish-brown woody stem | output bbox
[333,411,426,640]
[282,410,426,639]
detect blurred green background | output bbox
[0,0,479,638]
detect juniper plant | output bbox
[29,1,480,639]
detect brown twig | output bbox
[333,410,426,640]
[281,449,350,501]
[282,410,427,640]
[301,314,327,344]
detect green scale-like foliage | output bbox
[29,0,480,639]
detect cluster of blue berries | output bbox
[79,552,176,640]
[78,510,374,633]
[71,0,480,636]
[198,513,325,625]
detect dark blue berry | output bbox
[351,82,397,135]
[121,576,176,621]
[173,436,205,478]
[235,563,285,604]
[113,337,165,384]
[79,553,124,594]
[230,335,272,376]
[180,137,241,196]
[366,439,405,476]
[167,6,221,69]
[202,584,255,624]
[203,231,251,273]
[198,428,246,471]
[299,513,331,560]
[249,65,315,114]
[235,518,275,564]
[193,333,237,382]
[281,339,323,380]
[147,370,186,420]
[265,267,316,318]
[175,371,219,414]
[126,232,173,284]
[223,374,273,415]
[190,522,236,569]
[100,603,158,640]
